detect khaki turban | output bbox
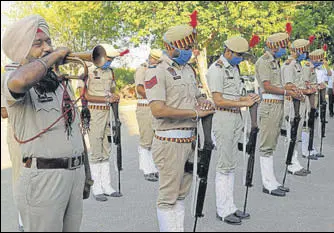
[2,15,50,64]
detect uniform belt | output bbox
[88,105,110,110]
[263,99,283,104]
[262,93,284,100]
[23,155,84,170]
[155,129,194,138]
[285,96,305,102]
[154,135,196,143]
[216,107,241,113]
[137,99,149,104]
[137,103,149,107]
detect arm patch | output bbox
[145,76,158,89]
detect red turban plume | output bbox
[249,34,260,48]
[309,35,316,44]
[286,22,292,36]
[189,10,198,28]
[119,49,130,56]
[323,44,328,51]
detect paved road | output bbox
[1,102,334,232]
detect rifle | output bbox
[306,92,316,172]
[184,114,214,232]
[242,102,259,216]
[82,135,94,199]
[319,89,327,157]
[282,98,301,188]
[110,102,123,197]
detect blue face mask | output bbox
[172,48,192,65]
[227,55,243,66]
[312,61,323,68]
[163,34,193,66]
[297,53,307,62]
[101,60,112,70]
[274,48,286,58]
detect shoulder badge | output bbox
[215,60,224,68]
[145,76,158,89]
[5,63,20,71]
[167,67,177,76]
[305,62,310,67]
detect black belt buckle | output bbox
[68,155,82,170]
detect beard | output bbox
[30,53,60,94]
[34,68,60,93]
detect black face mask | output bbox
[34,68,60,94]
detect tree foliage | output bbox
[3,1,334,65]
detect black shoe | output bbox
[216,213,242,225]
[154,172,159,179]
[302,154,318,160]
[106,192,123,197]
[330,112,334,118]
[262,187,286,196]
[288,169,308,176]
[144,173,158,182]
[278,185,290,192]
[234,210,250,219]
[300,168,311,174]
[18,225,24,232]
[315,153,325,158]
[94,194,108,201]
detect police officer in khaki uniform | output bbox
[2,15,85,231]
[207,36,260,225]
[300,49,321,158]
[282,39,317,176]
[77,44,121,201]
[255,32,301,197]
[145,24,214,232]
[1,79,24,232]
[135,49,162,182]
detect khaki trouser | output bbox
[212,111,243,173]
[7,123,21,187]
[152,138,193,209]
[88,109,112,163]
[135,105,154,149]
[14,160,85,232]
[259,102,284,156]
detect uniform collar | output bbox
[163,53,185,70]
[265,51,275,62]
[220,55,232,68]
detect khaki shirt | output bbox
[301,61,317,84]
[78,66,116,98]
[134,63,148,99]
[206,55,241,101]
[255,51,282,91]
[145,54,201,130]
[282,58,305,88]
[3,65,84,159]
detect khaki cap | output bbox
[266,32,289,49]
[309,49,325,60]
[291,39,310,53]
[163,24,196,50]
[224,36,249,53]
[149,49,162,60]
[100,44,120,57]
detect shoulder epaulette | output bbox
[5,63,20,71]
[304,61,311,67]
[141,63,148,68]
[215,60,224,68]
[262,53,270,60]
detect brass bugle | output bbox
[55,45,107,80]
